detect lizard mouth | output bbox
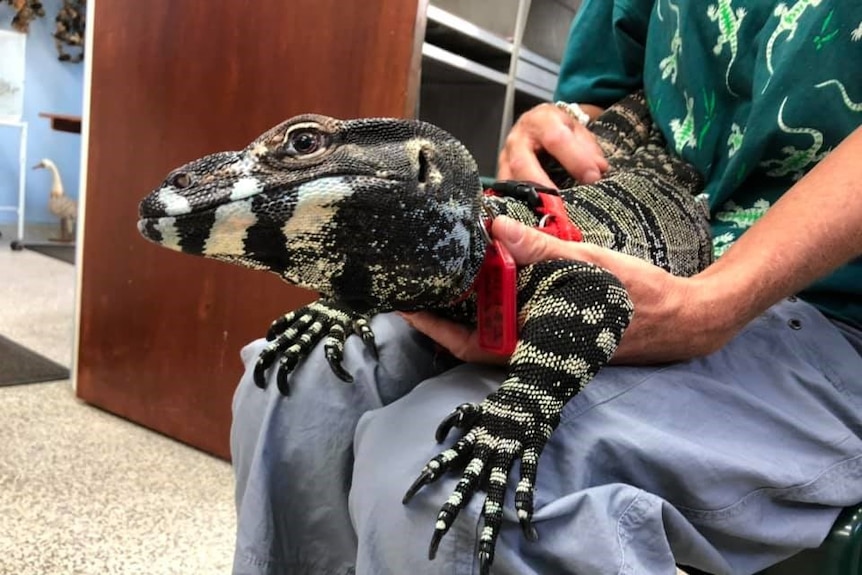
[136,207,223,253]
[136,217,161,241]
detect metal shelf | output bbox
[419,0,579,175]
[421,43,509,86]
[428,1,521,39]
[425,5,514,73]
[522,0,580,64]
[514,58,558,98]
[519,46,560,77]
[514,78,553,102]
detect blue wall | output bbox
[0,0,83,225]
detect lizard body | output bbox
[138,91,712,573]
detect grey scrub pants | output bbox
[230,297,862,575]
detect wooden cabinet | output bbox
[76,0,580,459]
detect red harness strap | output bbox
[535,191,583,242]
[475,185,583,355]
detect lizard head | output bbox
[138,114,486,312]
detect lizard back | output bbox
[487,91,713,278]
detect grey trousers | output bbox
[230,297,862,575]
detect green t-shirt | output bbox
[555,0,862,328]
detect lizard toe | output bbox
[435,403,482,443]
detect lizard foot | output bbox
[403,388,551,573]
[253,300,377,394]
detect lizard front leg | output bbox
[403,259,633,573]
[254,299,377,394]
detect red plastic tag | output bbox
[473,183,583,357]
[476,240,518,356]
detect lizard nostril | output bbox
[417,150,429,184]
[170,172,193,189]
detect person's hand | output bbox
[402,217,740,366]
[497,102,609,188]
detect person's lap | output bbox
[232,298,862,575]
[230,313,456,575]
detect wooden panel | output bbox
[77,0,424,459]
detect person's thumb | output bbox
[492,216,560,265]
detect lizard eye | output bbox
[283,129,327,157]
[169,172,193,189]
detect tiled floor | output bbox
[0,225,235,575]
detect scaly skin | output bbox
[137,91,711,573]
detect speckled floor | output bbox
[0,225,235,575]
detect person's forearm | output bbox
[695,125,862,332]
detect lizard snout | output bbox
[139,151,254,219]
[138,192,169,219]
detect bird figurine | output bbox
[33,158,77,242]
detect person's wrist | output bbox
[555,101,591,126]
[682,273,753,355]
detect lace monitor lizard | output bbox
[137,91,713,574]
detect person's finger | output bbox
[497,105,573,187]
[540,122,607,184]
[399,312,507,365]
[492,216,597,265]
[497,145,557,188]
[400,311,470,348]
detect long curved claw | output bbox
[354,319,378,359]
[364,333,379,359]
[402,468,435,504]
[479,549,493,575]
[325,353,354,383]
[434,410,462,443]
[427,498,469,559]
[428,528,445,560]
[427,449,490,560]
[254,344,281,387]
[520,518,538,542]
[253,360,269,388]
[427,498,460,560]
[413,393,541,573]
[515,475,539,542]
[404,432,476,505]
[270,353,300,395]
[255,302,375,392]
[323,329,353,382]
[276,367,292,396]
[435,403,482,443]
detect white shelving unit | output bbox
[419,0,581,176]
[0,119,28,248]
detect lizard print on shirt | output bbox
[137,91,713,574]
[707,0,746,96]
[658,0,683,83]
[670,91,697,153]
[816,79,862,112]
[762,0,824,93]
[761,96,830,180]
